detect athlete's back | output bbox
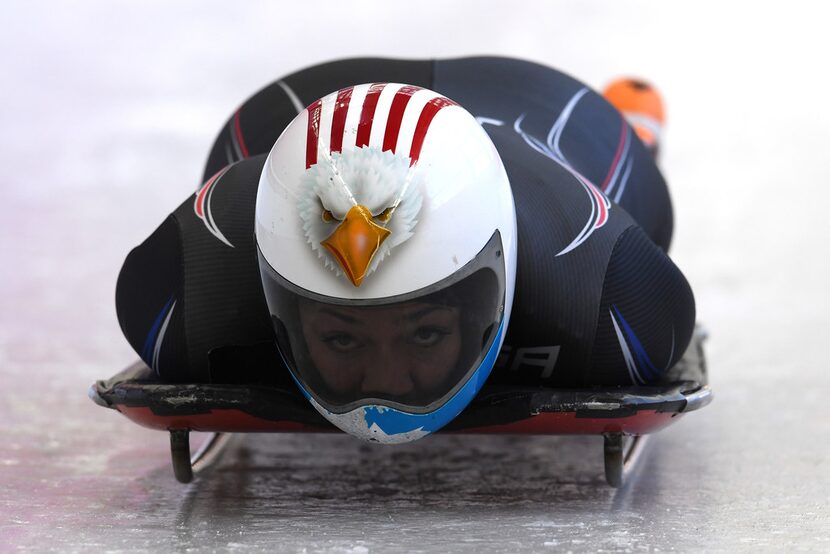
[115,57,694,387]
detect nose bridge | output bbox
[360,342,413,396]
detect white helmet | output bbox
[255,83,517,443]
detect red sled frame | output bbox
[90,328,711,487]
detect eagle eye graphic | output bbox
[375,207,394,223]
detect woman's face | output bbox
[297,300,462,401]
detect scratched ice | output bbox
[1,1,829,552]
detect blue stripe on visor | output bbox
[360,317,505,436]
[288,317,505,440]
[287,315,505,442]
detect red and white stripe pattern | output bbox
[304,83,457,169]
[193,165,233,247]
[224,109,251,165]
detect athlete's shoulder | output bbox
[117,155,271,383]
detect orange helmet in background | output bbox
[603,78,665,155]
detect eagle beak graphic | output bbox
[322,205,391,287]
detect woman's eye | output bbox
[322,333,360,352]
[322,209,335,222]
[411,327,449,347]
[375,207,394,223]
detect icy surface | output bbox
[2,1,829,551]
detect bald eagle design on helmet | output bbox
[298,147,423,287]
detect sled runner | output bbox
[89,327,711,487]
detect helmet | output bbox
[602,77,665,153]
[255,83,517,443]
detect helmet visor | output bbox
[259,231,506,414]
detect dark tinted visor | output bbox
[259,231,506,413]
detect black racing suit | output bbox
[115,57,695,389]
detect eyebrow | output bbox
[405,305,454,321]
[318,307,361,324]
